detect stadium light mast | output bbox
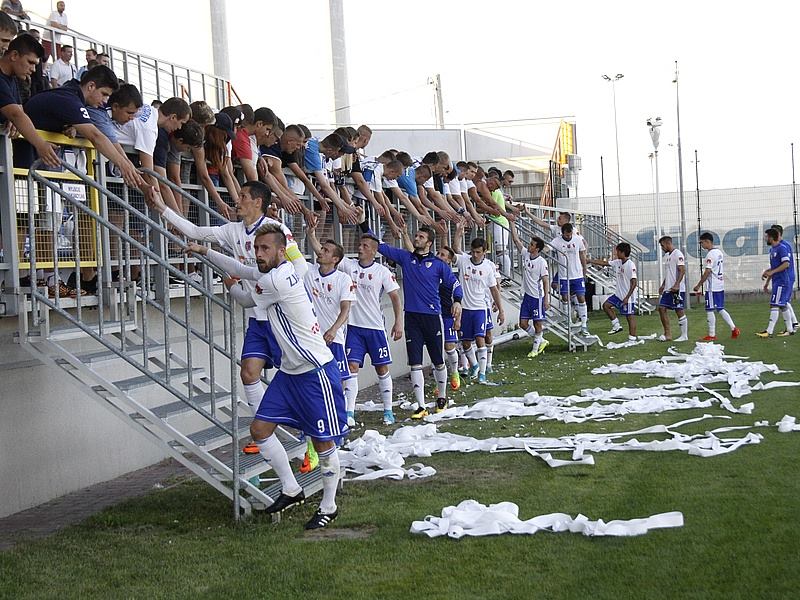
[648,116,664,287]
[602,73,624,234]
[210,0,230,106]
[673,60,690,307]
[329,0,351,126]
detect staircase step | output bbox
[185,417,253,449]
[111,367,204,392]
[145,390,232,419]
[258,469,323,509]
[76,342,166,364]
[230,437,306,477]
[31,320,138,342]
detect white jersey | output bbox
[212,215,296,320]
[609,258,638,300]
[207,255,333,375]
[338,257,399,330]
[304,266,356,345]
[455,254,497,311]
[549,234,586,280]
[521,251,549,298]
[703,248,725,292]
[484,261,501,309]
[663,249,686,292]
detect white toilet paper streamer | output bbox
[409,499,684,539]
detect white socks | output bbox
[678,315,688,338]
[610,317,620,329]
[782,306,794,333]
[486,342,494,370]
[706,311,716,337]
[378,372,393,410]
[533,332,543,354]
[257,434,301,497]
[344,377,359,413]
[718,309,735,331]
[243,381,264,416]
[465,345,477,368]
[787,303,798,326]
[434,364,448,399]
[477,346,488,377]
[318,446,340,514]
[577,302,588,327]
[445,347,459,375]
[767,307,780,334]
[410,367,425,409]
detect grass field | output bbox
[1,300,798,600]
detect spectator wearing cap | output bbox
[156,119,204,218]
[302,131,357,223]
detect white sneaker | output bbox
[579,328,591,337]
[188,271,204,285]
[658,334,670,342]
[674,335,689,342]
[608,325,624,335]
[628,335,637,342]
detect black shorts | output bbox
[405,311,444,366]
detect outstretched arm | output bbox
[187,243,261,281]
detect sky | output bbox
[24,0,800,198]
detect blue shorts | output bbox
[345,325,391,367]
[705,290,725,311]
[242,318,281,368]
[460,308,488,341]
[329,342,351,380]
[485,308,494,331]
[405,312,444,366]
[255,360,348,442]
[659,291,686,311]
[559,277,586,297]
[607,294,636,316]
[520,293,547,321]
[770,282,792,307]
[442,316,458,344]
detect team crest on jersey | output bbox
[426,262,432,268]
[359,272,364,279]
[255,284,262,294]
[368,273,373,280]
[245,241,251,251]
[391,275,396,282]
[327,283,333,292]
[412,259,417,265]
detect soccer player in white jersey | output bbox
[309,222,403,425]
[482,260,502,373]
[147,181,307,453]
[657,235,689,342]
[187,224,347,530]
[549,223,590,335]
[692,232,740,341]
[453,224,505,386]
[511,223,550,357]
[303,236,355,391]
[589,242,638,341]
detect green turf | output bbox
[1,300,798,600]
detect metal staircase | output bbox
[13,160,321,520]
[499,218,598,351]
[515,207,656,314]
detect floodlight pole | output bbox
[600,155,607,223]
[674,61,690,307]
[695,150,702,278]
[602,73,624,235]
[648,117,664,287]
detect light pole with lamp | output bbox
[648,116,664,287]
[602,73,624,235]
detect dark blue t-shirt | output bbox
[153,128,170,168]
[24,79,91,132]
[0,70,21,123]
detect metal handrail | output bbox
[24,157,244,518]
[138,167,228,224]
